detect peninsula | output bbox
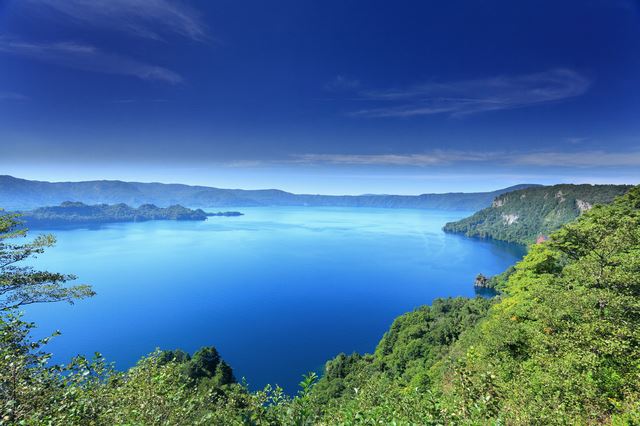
[18,201,210,227]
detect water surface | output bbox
[26,207,525,392]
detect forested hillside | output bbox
[443,184,631,245]
[2,185,639,424]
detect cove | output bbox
[24,207,525,393]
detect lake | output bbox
[24,207,525,393]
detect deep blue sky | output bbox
[1,0,639,194]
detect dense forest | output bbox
[1,185,639,424]
[0,175,536,211]
[443,184,631,245]
[18,201,209,226]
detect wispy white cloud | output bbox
[291,149,640,168]
[348,69,591,117]
[324,75,360,91]
[510,151,640,167]
[565,137,588,145]
[223,160,266,168]
[24,0,208,41]
[0,91,29,101]
[292,151,494,166]
[109,98,169,104]
[0,37,183,84]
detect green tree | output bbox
[185,346,221,380]
[434,186,640,423]
[0,210,94,310]
[212,360,235,387]
[158,348,191,365]
[0,312,55,423]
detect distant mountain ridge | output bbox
[0,175,539,211]
[443,184,632,245]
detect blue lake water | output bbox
[25,207,525,393]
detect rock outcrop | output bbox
[502,213,519,225]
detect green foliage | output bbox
[0,210,94,310]
[0,313,258,425]
[310,297,494,409]
[444,183,631,245]
[180,346,237,387]
[186,347,222,380]
[158,348,191,364]
[158,346,237,387]
[2,185,640,424]
[474,265,516,291]
[433,185,640,423]
[0,312,56,424]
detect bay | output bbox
[25,207,525,393]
